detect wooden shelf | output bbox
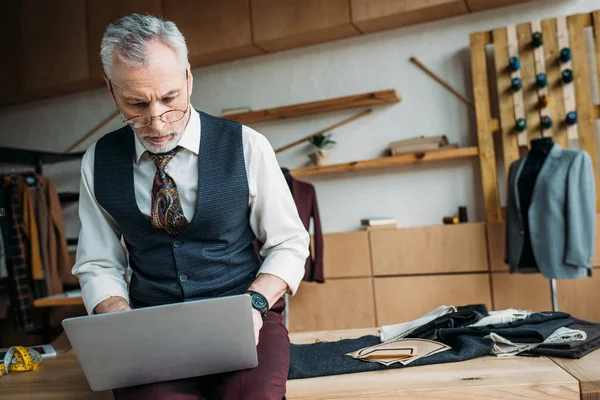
[290,146,479,177]
[222,89,401,125]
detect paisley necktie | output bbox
[149,146,189,235]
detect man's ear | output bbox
[104,74,116,101]
[187,63,193,97]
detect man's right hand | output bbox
[93,296,131,314]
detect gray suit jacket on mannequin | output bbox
[505,144,596,280]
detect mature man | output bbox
[71,13,310,400]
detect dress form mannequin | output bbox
[517,136,554,269]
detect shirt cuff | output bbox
[257,249,306,296]
[81,275,130,315]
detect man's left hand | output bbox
[252,309,263,346]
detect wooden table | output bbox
[0,328,598,400]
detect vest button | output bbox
[179,275,187,282]
[173,240,181,248]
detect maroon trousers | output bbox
[113,300,290,400]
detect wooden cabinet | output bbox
[350,0,469,34]
[370,223,488,276]
[374,274,492,325]
[163,0,263,67]
[465,0,537,12]
[0,0,21,106]
[86,0,163,84]
[289,278,376,332]
[251,0,360,53]
[487,220,507,271]
[492,271,600,321]
[322,231,372,279]
[20,0,90,97]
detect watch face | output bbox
[252,294,268,310]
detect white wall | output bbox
[0,0,598,239]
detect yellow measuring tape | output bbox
[0,346,42,376]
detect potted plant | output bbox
[308,133,336,166]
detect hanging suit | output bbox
[505,143,595,280]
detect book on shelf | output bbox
[361,217,397,226]
[388,135,456,156]
[365,223,397,231]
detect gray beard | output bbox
[140,129,184,154]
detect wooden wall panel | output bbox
[251,0,360,53]
[289,278,376,332]
[350,0,468,34]
[370,223,488,276]
[465,0,536,12]
[20,0,89,94]
[164,0,263,67]
[492,272,553,311]
[487,220,507,272]
[86,0,163,83]
[557,272,600,322]
[321,231,372,279]
[374,274,492,326]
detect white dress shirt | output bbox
[72,107,310,315]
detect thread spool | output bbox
[565,111,578,126]
[458,206,468,223]
[443,216,459,225]
[511,77,522,92]
[562,69,574,84]
[559,48,571,62]
[536,73,548,88]
[531,31,543,47]
[515,118,527,132]
[508,56,521,71]
[541,115,553,129]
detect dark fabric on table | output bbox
[407,304,489,340]
[436,312,572,344]
[527,318,600,359]
[288,334,495,380]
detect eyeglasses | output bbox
[110,70,190,129]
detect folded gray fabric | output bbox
[288,334,494,380]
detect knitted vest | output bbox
[93,111,259,308]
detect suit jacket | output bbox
[505,144,595,279]
[290,177,324,283]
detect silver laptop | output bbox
[62,294,257,392]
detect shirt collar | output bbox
[133,107,201,162]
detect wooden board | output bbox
[322,231,372,279]
[86,0,163,83]
[20,0,89,94]
[492,27,520,174]
[223,89,400,125]
[370,223,488,276]
[291,146,478,177]
[465,0,537,12]
[163,0,264,67]
[568,13,600,212]
[541,17,568,148]
[251,0,360,53]
[491,272,553,311]
[287,352,579,400]
[486,220,507,272]
[552,349,600,400]
[289,278,376,332]
[34,293,84,308]
[517,23,542,143]
[373,274,492,326]
[350,0,468,33]
[470,31,500,221]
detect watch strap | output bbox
[245,290,269,317]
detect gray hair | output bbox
[100,13,188,80]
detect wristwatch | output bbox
[245,290,269,318]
